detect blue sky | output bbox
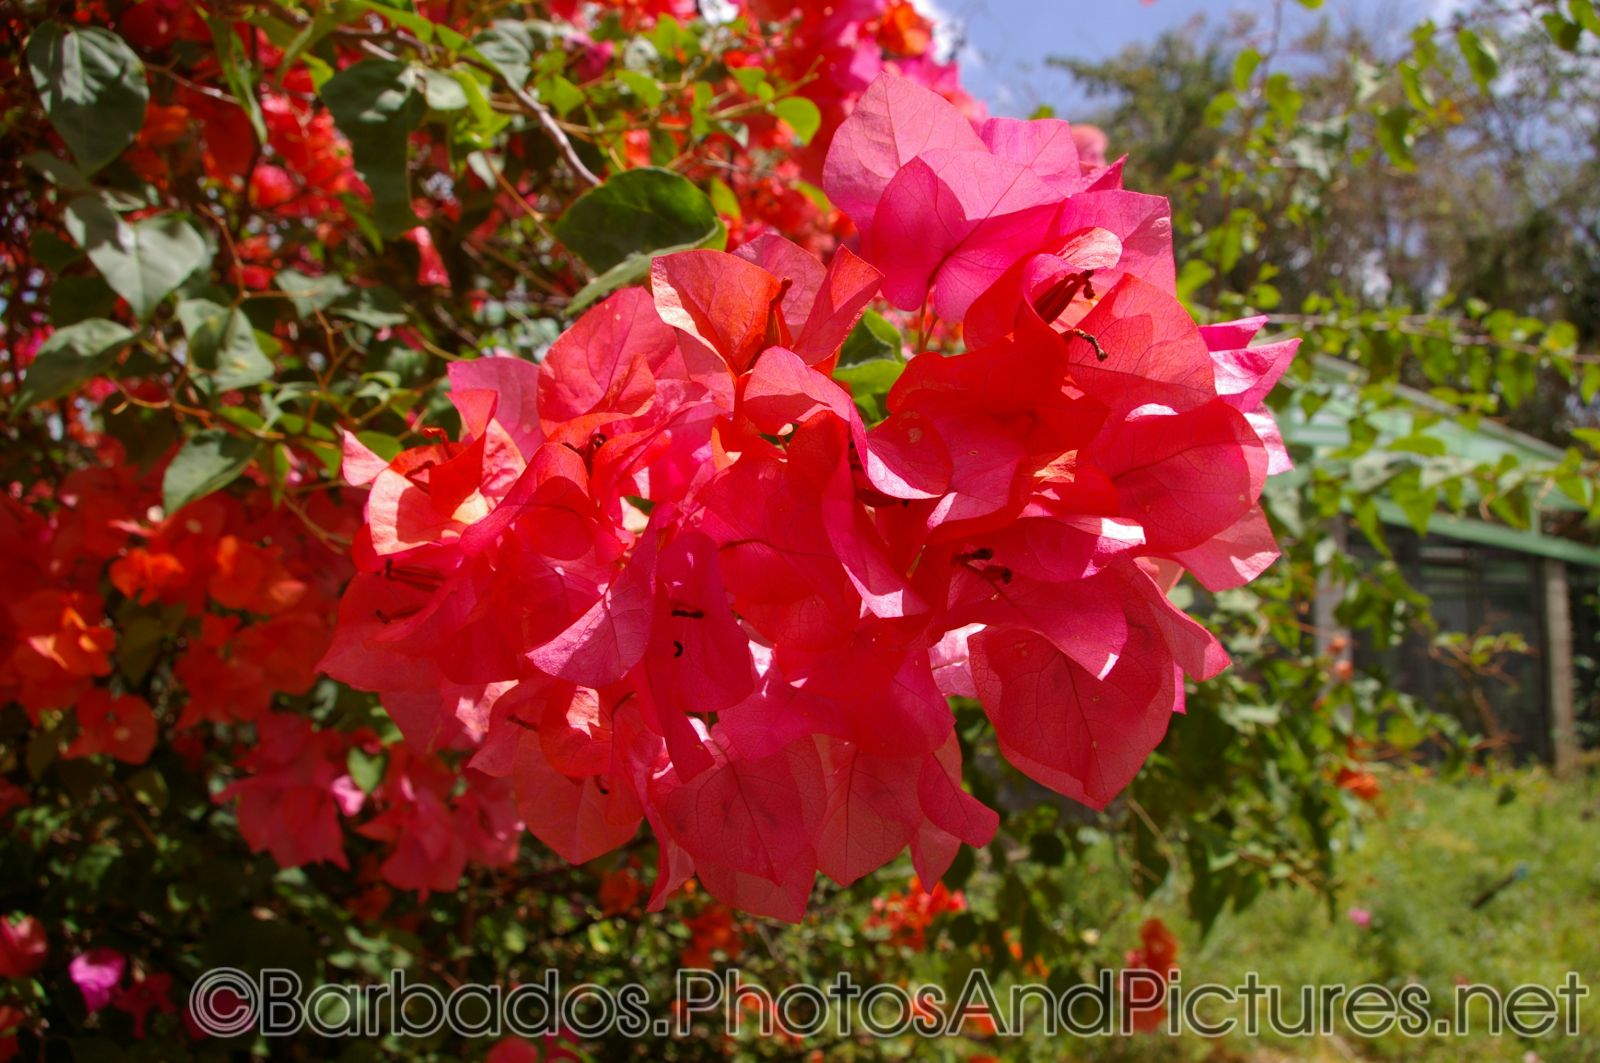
[927,0,1460,116]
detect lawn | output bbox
[1109,766,1600,1062]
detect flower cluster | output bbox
[67,949,177,1040]
[1122,917,1180,1033]
[866,879,968,951]
[325,75,1298,919]
[1,462,342,736]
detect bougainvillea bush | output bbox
[2,0,1533,1058]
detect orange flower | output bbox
[349,884,393,923]
[208,536,306,615]
[1123,917,1179,1033]
[876,0,933,57]
[138,103,191,149]
[1335,766,1381,802]
[598,868,644,916]
[865,879,967,950]
[680,905,744,969]
[20,592,115,674]
[110,547,188,605]
[6,590,115,715]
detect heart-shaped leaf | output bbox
[66,198,209,320]
[26,23,148,174]
[553,167,720,275]
[322,60,426,238]
[274,268,351,317]
[774,96,822,145]
[15,318,134,411]
[162,430,259,514]
[177,299,274,390]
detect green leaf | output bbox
[833,358,903,395]
[837,310,901,366]
[553,167,719,274]
[421,68,469,111]
[1543,12,1583,49]
[773,96,822,145]
[49,275,117,326]
[23,150,92,193]
[65,198,209,320]
[1398,61,1432,110]
[321,60,426,238]
[274,4,346,85]
[565,220,726,315]
[162,430,259,514]
[541,74,583,117]
[177,299,274,390]
[329,284,409,328]
[113,615,166,686]
[1574,0,1600,35]
[26,23,148,174]
[706,176,741,219]
[1581,363,1600,406]
[1374,106,1416,170]
[356,431,404,463]
[615,69,664,108]
[127,767,169,812]
[1456,28,1499,92]
[1232,48,1262,91]
[731,67,767,95]
[351,0,437,42]
[30,228,81,272]
[833,358,903,421]
[206,16,268,141]
[275,268,351,317]
[472,20,549,88]
[347,748,387,794]
[15,319,134,411]
[1176,259,1217,303]
[1263,72,1301,123]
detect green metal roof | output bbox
[1280,357,1600,569]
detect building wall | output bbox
[1348,528,1553,763]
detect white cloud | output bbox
[911,0,969,64]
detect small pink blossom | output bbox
[69,948,125,1013]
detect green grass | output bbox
[1111,767,1600,1062]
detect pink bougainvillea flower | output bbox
[320,74,1300,919]
[402,226,450,287]
[64,688,158,765]
[215,714,356,869]
[824,74,1171,322]
[6,590,116,717]
[651,240,880,375]
[69,949,125,1013]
